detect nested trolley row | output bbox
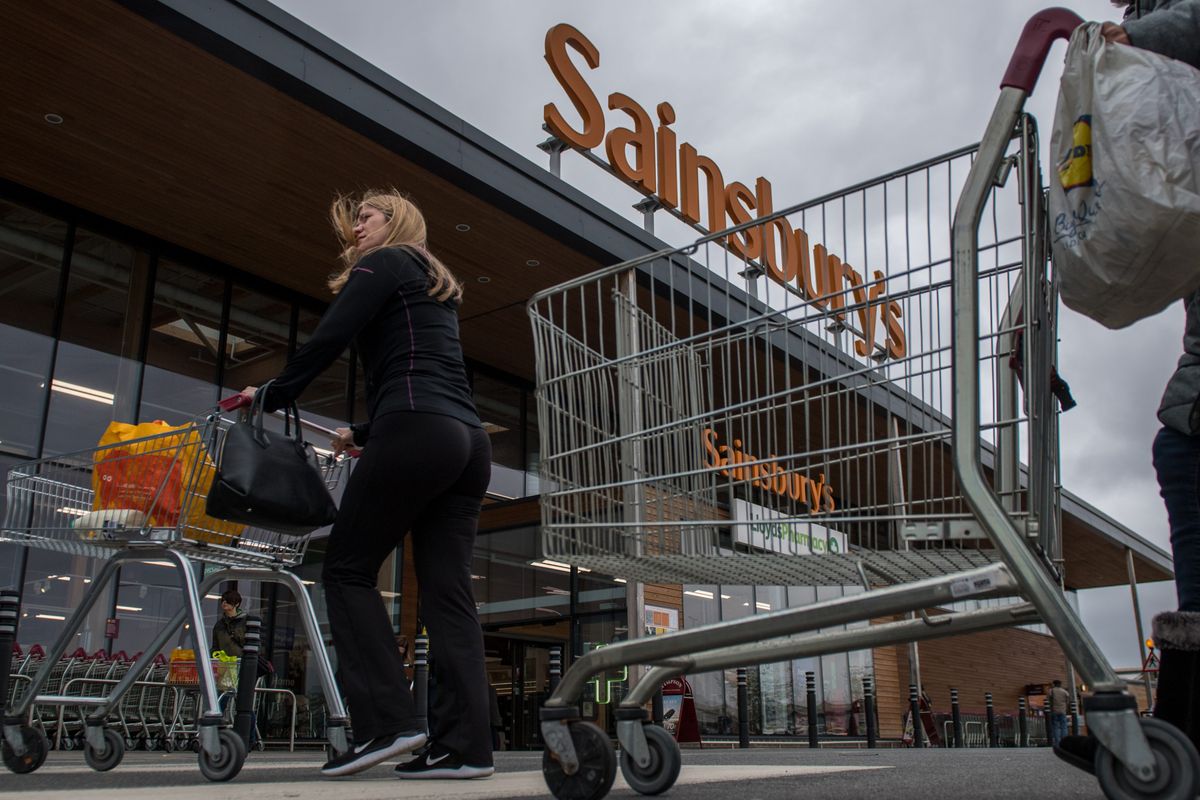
[529,10,1197,800]
[0,406,351,781]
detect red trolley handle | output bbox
[1000,7,1084,93]
[217,393,362,458]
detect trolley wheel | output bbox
[159,736,173,753]
[197,728,246,782]
[1095,718,1200,800]
[619,724,682,796]
[2,726,49,774]
[60,734,76,751]
[84,728,125,772]
[188,736,201,753]
[542,721,617,800]
[124,735,138,751]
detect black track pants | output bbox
[321,411,492,765]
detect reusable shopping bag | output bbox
[88,419,244,544]
[1048,23,1200,329]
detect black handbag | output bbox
[206,383,339,535]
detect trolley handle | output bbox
[217,394,361,458]
[1000,7,1084,93]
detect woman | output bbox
[246,190,493,779]
[211,588,247,657]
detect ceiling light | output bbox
[755,602,772,611]
[57,507,87,517]
[455,223,471,232]
[44,113,64,125]
[115,605,142,613]
[35,613,66,621]
[51,379,114,406]
[477,276,491,284]
[684,589,714,600]
[526,259,540,267]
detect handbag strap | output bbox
[249,381,307,447]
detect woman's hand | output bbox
[1100,22,1130,45]
[331,427,355,457]
[239,385,258,401]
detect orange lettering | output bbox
[543,24,605,150]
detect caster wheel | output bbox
[60,735,76,751]
[198,729,246,782]
[1,726,49,774]
[84,728,125,772]
[543,721,616,800]
[619,724,682,796]
[188,737,201,753]
[1096,718,1200,800]
[159,736,174,753]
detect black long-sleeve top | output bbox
[263,247,481,441]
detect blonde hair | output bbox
[327,189,463,303]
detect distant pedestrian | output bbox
[1048,680,1070,746]
[211,589,247,657]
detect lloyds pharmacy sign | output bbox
[732,499,848,556]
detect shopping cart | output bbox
[527,9,1197,800]
[0,399,353,780]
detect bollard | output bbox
[652,686,664,726]
[414,630,429,735]
[1069,700,1079,736]
[233,615,261,748]
[1043,700,1053,747]
[909,684,923,748]
[985,692,998,748]
[549,646,562,696]
[0,591,19,713]
[1018,697,1028,747]
[863,676,877,749]
[736,668,750,748]
[806,672,819,749]
[950,688,963,748]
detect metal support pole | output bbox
[549,646,562,696]
[651,687,664,727]
[986,692,997,748]
[863,676,877,749]
[1125,548,1155,710]
[233,616,261,749]
[806,672,818,749]
[909,684,923,748]
[1043,698,1053,747]
[1018,697,1028,747]
[1070,700,1079,736]
[951,688,963,748]
[0,591,18,719]
[736,667,750,748]
[414,630,429,735]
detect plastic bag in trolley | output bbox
[1048,22,1200,330]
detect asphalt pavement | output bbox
[5,746,1107,800]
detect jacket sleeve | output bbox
[263,251,408,412]
[1124,1,1200,69]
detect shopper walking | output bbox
[244,189,494,779]
[1057,1,1200,769]
[1047,680,1070,746]
[211,588,247,656]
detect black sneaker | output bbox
[394,744,494,779]
[321,730,427,777]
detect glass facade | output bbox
[683,582,873,738]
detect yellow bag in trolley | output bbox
[87,419,244,545]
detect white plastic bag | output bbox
[1049,23,1200,329]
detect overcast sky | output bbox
[268,0,1177,669]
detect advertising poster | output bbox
[644,605,679,637]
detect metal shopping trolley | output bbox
[527,9,1198,800]
[0,399,353,781]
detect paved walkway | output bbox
[7,747,1107,800]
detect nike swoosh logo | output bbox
[354,741,373,754]
[427,753,449,766]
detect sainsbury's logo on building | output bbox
[543,22,906,361]
[702,428,834,513]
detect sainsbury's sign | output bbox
[543,22,907,360]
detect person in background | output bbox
[211,588,247,657]
[1048,679,1070,747]
[244,189,494,779]
[1056,0,1200,769]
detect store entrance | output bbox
[484,634,564,751]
